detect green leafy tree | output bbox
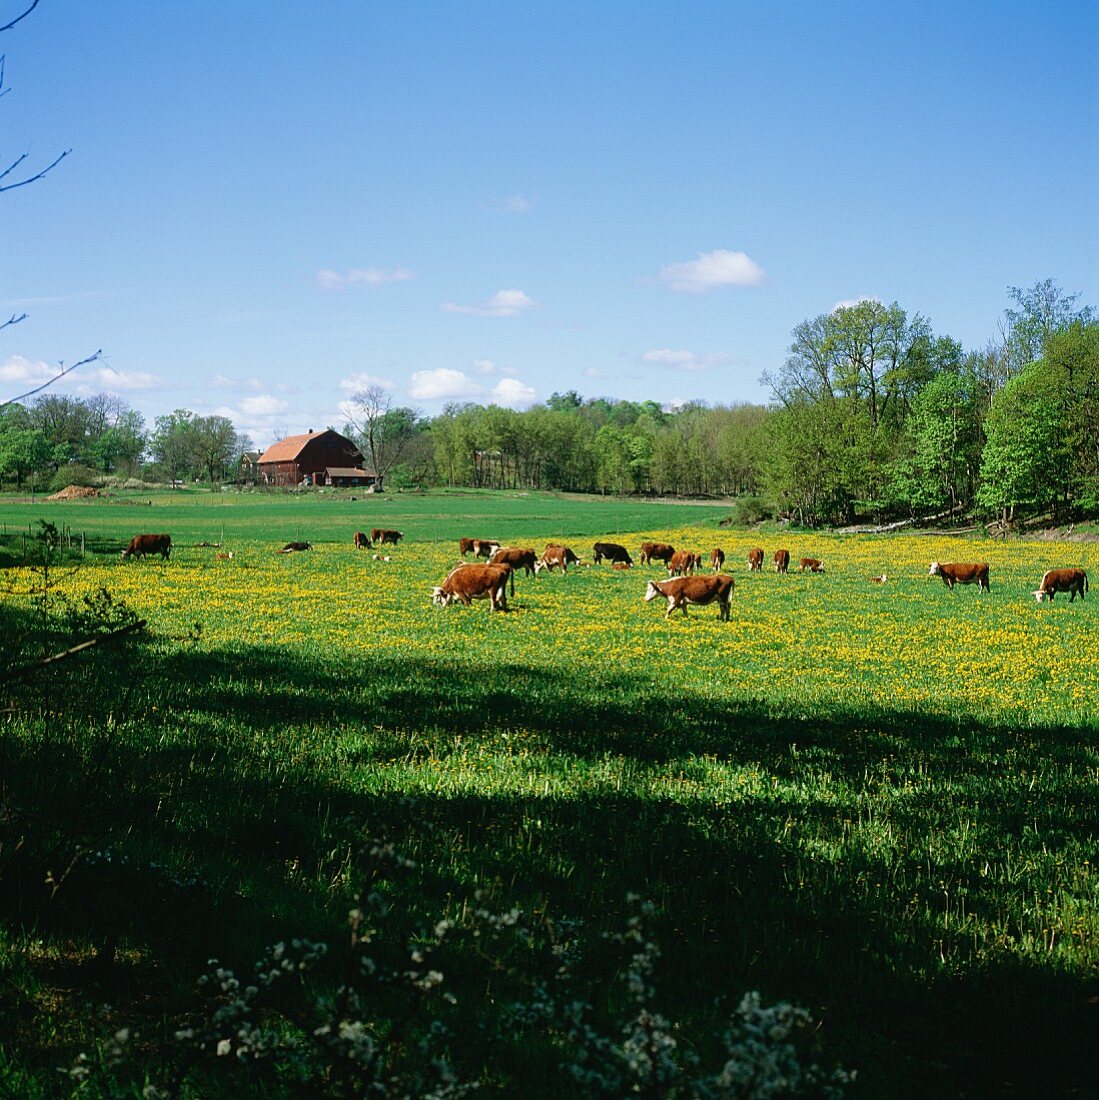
[1003,278,1096,375]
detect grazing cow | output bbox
[929,561,990,593]
[869,573,887,584]
[667,550,697,577]
[215,551,234,561]
[1034,568,1088,603]
[639,541,676,566]
[121,533,172,561]
[353,531,372,550]
[799,557,825,573]
[431,562,511,611]
[594,541,633,566]
[279,541,312,553]
[747,547,764,571]
[710,548,725,572]
[535,544,581,573]
[773,549,790,574]
[371,528,403,546]
[645,574,735,621]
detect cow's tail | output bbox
[509,570,516,598]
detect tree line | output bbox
[2,279,1095,526]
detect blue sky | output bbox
[2,1,1096,447]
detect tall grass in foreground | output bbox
[1,505,1097,1097]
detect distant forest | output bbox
[2,279,1096,529]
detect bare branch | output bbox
[0,349,103,409]
[1,311,27,331]
[0,147,70,191]
[0,1,39,35]
[1,618,146,685]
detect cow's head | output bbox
[1033,590,1050,602]
[644,580,663,602]
[928,562,942,576]
[431,587,451,607]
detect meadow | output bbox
[1,488,1097,1097]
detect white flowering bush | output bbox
[61,844,851,1099]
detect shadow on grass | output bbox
[1,639,1097,1098]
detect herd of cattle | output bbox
[117,530,1089,617]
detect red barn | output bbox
[257,429,370,487]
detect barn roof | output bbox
[257,429,355,464]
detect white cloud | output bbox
[209,373,265,392]
[316,266,414,291]
[1,355,55,385]
[338,371,396,393]
[472,358,519,377]
[642,348,731,372]
[492,378,537,408]
[502,195,533,214]
[832,296,882,311]
[240,394,290,417]
[657,249,766,293]
[0,356,164,393]
[442,289,537,317]
[408,368,485,400]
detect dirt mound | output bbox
[47,485,101,501]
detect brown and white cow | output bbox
[640,541,675,566]
[594,541,633,566]
[1033,568,1088,602]
[710,548,725,572]
[490,547,537,593]
[645,574,735,621]
[773,549,790,574]
[460,537,500,557]
[747,547,764,571]
[431,562,512,611]
[667,549,698,577]
[354,531,372,550]
[121,533,172,561]
[371,528,403,546]
[799,557,825,573]
[535,544,581,573]
[929,561,990,593]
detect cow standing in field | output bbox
[667,550,697,576]
[773,549,790,574]
[535,544,581,573]
[640,542,675,567]
[121,534,172,561]
[489,547,537,594]
[710,548,725,572]
[371,528,403,546]
[594,542,633,566]
[432,562,512,611]
[747,547,764,571]
[929,561,990,593]
[354,531,372,550]
[1034,568,1088,602]
[645,574,735,621]
[799,557,825,573]
[460,537,499,557]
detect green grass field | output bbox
[1,489,1097,1098]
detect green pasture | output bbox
[1,490,1097,1098]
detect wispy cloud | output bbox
[240,394,290,417]
[656,249,765,293]
[338,371,396,393]
[442,289,538,317]
[642,348,731,372]
[209,373,267,392]
[408,368,485,400]
[0,356,164,392]
[316,267,414,291]
[832,295,882,311]
[472,358,518,377]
